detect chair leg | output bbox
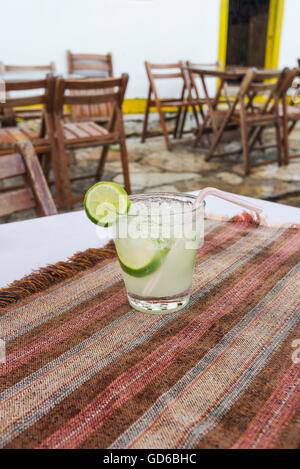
[55,123,74,210]
[45,114,65,209]
[120,138,131,195]
[141,88,151,143]
[282,97,290,166]
[173,107,182,139]
[205,116,227,161]
[178,106,188,139]
[275,120,282,167]
[156,102,172,151]
[190,104,202,139]
[240,120,251,176]
[40,153,51,180]
[193,113,209,147]
[118,107,131,194]
[96,145,110,181]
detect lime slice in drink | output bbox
[84,182,130,227]
[115,238,169,278]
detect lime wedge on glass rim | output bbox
[84,182,130,227]
[84,181,170,278]
[115,237,170,278]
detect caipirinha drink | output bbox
[84,183,204,314]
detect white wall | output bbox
[279,0,300,69]
[0,0,221,98]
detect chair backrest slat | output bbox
[71,53,109,61]
[0,153,25,179]
[0,77,53,112]
[148,63,182,70]
[54,76,127,112]
[146,62,184,78]
[152,72,183,79]
[0,188,35,217]
[72,62,111,72]
[3,62,55,72]
[4,79,48,91]
[248,82,278,92]
[64,77,123,90]
[63,93,119,106]
[187,61,221,68]
[3,95,47,108]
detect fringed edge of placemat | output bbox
[0,212,262,310]
[0,241,116,309]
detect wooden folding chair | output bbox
[280,68,300,164]
[53,74,130,209]
[0,141,57,219]
[66,51,114,123]
[141,61,200,151]
[204,68,286,175]
[0,76,63,206]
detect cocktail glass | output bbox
[112,193,205,314]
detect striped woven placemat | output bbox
[0,215,299,449]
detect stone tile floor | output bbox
[1,114,300,224]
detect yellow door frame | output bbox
[265,0,285,69]
[218,0,285,69]
[218,0,230,67]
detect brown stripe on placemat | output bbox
[274,406,300,449]
[233,362,299,449]
[195,325,300,449]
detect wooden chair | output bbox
[53,74,130,209]
[203,68,286,175]
[141,61,200,151]
[67,51,114,122]
[0,141,57,219]
[280,68,300,164]
[0,76,63,206]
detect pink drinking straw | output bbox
[142,187,263,297]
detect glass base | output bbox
[127,292,190,314]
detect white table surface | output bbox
[1,191,300,289]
